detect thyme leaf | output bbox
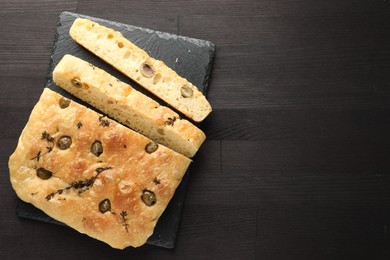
[99,116,110,127]
[31,145,54,162]
[31,151,41,162]
[33,132,55,161]
[45,167,112,201]
[165,116,177,126]
[120,211,129,233]
[153,177,161,185]
[41,131,54,142]
[120,211,128,218]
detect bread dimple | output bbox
[53,54,206,158]
[69,18,212,122]
[8,88,191,249]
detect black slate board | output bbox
[15,11,215,249]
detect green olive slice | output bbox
[140,63,155,78]
[141,190,156,206]
[180,85,193,98]
[71,77,82,88]
[57,136,72,150]
[145,142,158,154]
[37,168,52,180]
[59,98,71,109]
[91,141,103,157]
[99,199,111,213]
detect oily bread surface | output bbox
[8,88,191,249]
[69,18,212,122]
[53,54,205,158]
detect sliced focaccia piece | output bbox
[8,88,191,249]
[53,54,205,158]
[69,18,212,122]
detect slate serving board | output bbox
[15,11,215,249]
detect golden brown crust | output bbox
[8,88,191,249]
[53,54,206,158]
[69,18,212,122]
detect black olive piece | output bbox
[37,168,52,180]
[57,136,72,150]
[180,85,193,98]
[140,63,155,78]
[71,78,82,88]
[141,190,157,206]
[59,97,71,109]
[145,142,158,154]
[99,199,111,213]
[91,141,103,157]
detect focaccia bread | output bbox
[53,54,205,158]
[8,88,191,249]
[69,18,212,122]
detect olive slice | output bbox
[140,63,155,78]
[145,142,158,154]
[141,190,156,206]
[91,141,103,157]
[59,97,71,109]
[57,136,72,150]
[71,77,82,88]
[99,199,111,213]
[180,85,193,98]
[37,168,52,180]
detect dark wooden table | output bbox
[1,1,390,259]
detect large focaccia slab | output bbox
[53,54,205,158]
[69,18,212,122]
[8,88,191,249]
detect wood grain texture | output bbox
[179,13,390,110]
[1,0,390,259]
[0,1,78,77]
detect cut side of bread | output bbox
[8,88,191,249]
[53,54,205,158]
[69,18,212,122]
